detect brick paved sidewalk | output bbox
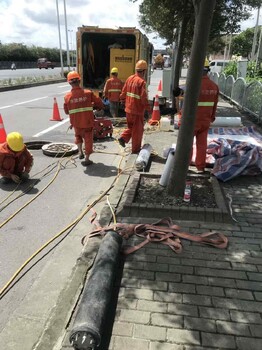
[60,100,262,350]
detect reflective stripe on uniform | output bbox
[198,102,215,106]
[108,89,121,92]
[127,92,141,99]
[68,107,93,114]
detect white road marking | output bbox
[0,96,48,109]
[33,118,69,137]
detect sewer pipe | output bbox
[70,230,123,350]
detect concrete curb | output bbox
[33,153,137,349]
[0,78,66,92]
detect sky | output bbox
[0,1,261,51]
[0,0,166,50]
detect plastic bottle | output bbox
[183,180,192,202]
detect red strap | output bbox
[83,217,228,255]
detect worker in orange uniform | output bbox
[64,71,104,166]
[118,60,151,154]
[0,132,33,184]
[193,59,219,173]
[103,67,123,118]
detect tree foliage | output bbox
[130,0,261,53]
[231,27,260,59]
[0,42,65,62]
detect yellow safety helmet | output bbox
[67,71,81,82]
[6,132,24,152]
[204,58,210,68]
[135,60,148,71]
[111,67,118,74]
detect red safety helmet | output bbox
[67,71,81,82]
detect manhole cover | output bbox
[42,142,78,157]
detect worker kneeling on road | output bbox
[0,132,33,184]
[64,71,104,166]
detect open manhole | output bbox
[25,140,51,150]
[42,142,78,157]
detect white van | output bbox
[209,60,230,73]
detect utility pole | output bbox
[63,0,70,70]
[56,0,64,77]
[251,6,260,61]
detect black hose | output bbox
[70,230,123,350]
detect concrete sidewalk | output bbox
[54,99,262,350]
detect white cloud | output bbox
[0,0,166,49]
[241,7,262,31]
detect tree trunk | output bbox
[172,0,190,108]
[167,0,217,196]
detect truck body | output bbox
[76,26,153,95]
[37,58,56,69]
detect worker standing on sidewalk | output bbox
[118,60,151,154]
[64,71,104,166]
[193,60,219,173]
[103,67,123,118]
[0,132,33,184]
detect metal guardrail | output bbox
[210,72,262,124]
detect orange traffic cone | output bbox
[0,114,7,143]
[148,95,161,125]
[157,80,162,92]
[50,97,63,121]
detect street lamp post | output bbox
[63,0,70,69]
[55,0,64,76]
[68,29,73,67]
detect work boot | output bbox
[118,137,125,148]
[1,177,12,184]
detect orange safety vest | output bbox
[103,77,123,102]
[195,76,219,128]
[64,86,104,129]
[120,74,150,116]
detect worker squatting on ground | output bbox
[64,71,104,166]
[193,60,219,172]
[118,60,151,154]
[0,132,33,184]
[103,67,123,118]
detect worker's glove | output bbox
[10,174,20,184]
[21,172,30,181]
[94,109,104,118]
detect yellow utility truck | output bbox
[76,26,153,95]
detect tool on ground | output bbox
[93,117,113,139]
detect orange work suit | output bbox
[103,76,123,117]
[64,86,104,156]
[193,75,219,170]
[0,142,33,178]
[120,74,150,153]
